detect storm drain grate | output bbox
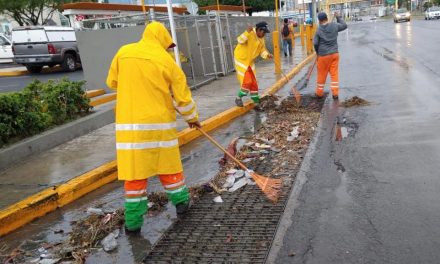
[143,166,293,263]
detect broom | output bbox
[281,71,302,104]
[197,127,282,203]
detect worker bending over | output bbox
[234,21,273,108]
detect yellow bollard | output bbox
[272,31,281,74]
[300,25,305,47]
[305,25,312,54]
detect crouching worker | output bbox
[106,21,201,233]
[234,21,273,108]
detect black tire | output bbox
[26,65,43,74]
[61,54,76,72]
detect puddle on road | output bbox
[335,117,359,142]
[335,125,350,141]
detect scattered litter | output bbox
[213,196,223,203]
[340,96,370,107]
[219,138,238,166]
[101,213,113,225]
[38,247,47,254]
[223,175,235,188]
[245,170,253,179]
[147,202,155,208]
[53,229,64,234]
[255,143,271,149]
[247,179,256,186]
[257,137,275,145]
[271,147,282,152]
[242,158,254,163]
[233,170,245,179]
[39,259,61,264]
[226,169,237,174]
[287,126,300,141]
[101,230,119,252]
[86,208,104,216]
[228,178,248,192]
[288,251,296,257]
[259,157,265,161]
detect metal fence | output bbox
[76,12,280,90]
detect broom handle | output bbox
[306,58,317,80]
[197,128,249,172]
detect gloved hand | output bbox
[187,121,201,128]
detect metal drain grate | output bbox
[143,159,292,264]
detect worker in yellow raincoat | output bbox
[234,21,273,108]
[106,21,201,233]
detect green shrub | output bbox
[0,79,91,147]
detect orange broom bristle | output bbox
[250,172,282,203]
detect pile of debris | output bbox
[340,96,370,107]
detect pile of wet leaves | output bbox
[340,96,370,107]
[213,95,320,189]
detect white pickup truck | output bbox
[425,6,440,20]
[0,33,13,63]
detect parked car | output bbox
[394,8,411,23]
[0,33,13,63]
[425,6,440,20]
[11,26,81,73]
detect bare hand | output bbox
[267,54,274,59]
[188,121,201,129]
[247,25,253,32]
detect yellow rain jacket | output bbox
[234,28,270,85]
[106,22,199,181]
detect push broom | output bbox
[197,127,282,203]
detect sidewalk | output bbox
[0,45,308,210]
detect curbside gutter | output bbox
[266,94,326,264]
[0,53,316,237]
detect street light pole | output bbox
[165,0,181,67]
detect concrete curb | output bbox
[0,105,115,170]
[0,54,315,237]
[266,96,327,264]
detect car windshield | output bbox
[397,8,408,13]
[430,7,440,11]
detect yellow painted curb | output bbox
[0,66,62,77]
[0,69,28,77]
[86,89,106,99]
[89,93,116,107]
[0,189,59,236]
[0,54,315,237]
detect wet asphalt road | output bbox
[272,19,440,263]
[0,69,84,93]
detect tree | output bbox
[194,0,275,16]
[0,0,95,26]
